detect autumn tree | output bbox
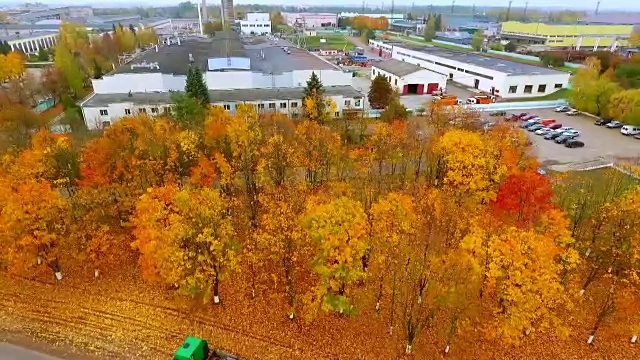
[0,94,45,150]
[54,42,85,98]
[434,129,506,204]
[301,197,369,318]
[423,17,436,41]
[609,89,640,125]
[295,120,341,186]
[471,30,484,51]
[491,168,554,226]
[369,193,417,333]
[302,72,336,124]
[132,185,239,304]
[0,51,25,82]
[0,176,69,280]
[569,57,622,117]
[380,92,408,123]
[368,74,393,109]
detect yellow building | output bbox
[500,21,634,50]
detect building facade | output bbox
[1,31,58,54]
[283,13,338,28]
[339,12,404,20]
[500,21,635,51]
[239,13,271,35]
[368,39,571,99]
[80,33,363,129]
[371,59,447,95]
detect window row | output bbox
[507,83,563,94]
[99,106,172,117]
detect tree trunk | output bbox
[375,273,384,311]
[49,258,62,281]
[213,271,221,304]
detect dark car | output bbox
[565,139,585,148]
[521,121,539,129]
[547,123,563,130]
[528,124,545,132]
[522,114,538,121]
[490,110,507,116]
[555,134,577,144]
[544,131,564,140]
[517,112,529,119]
[594,118,612,126]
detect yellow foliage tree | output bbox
[302,196,369,318]
[132,185,239,304]
[0,51,25,82]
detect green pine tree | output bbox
[185,65,210,104]
[368,74,393,109]
[302,71,327,123]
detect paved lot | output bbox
[0,344,61,360]
[490,108,640,165]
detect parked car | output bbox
[535,127,553,135]
[521,121,540,129]
[522,114,538,121]
[555,106,571,112]
[621,125,640,135]
[528,124,545,132]
[517,112,529,119]
[555,134,577,144]
[489,110,507,116]
[506,113,520,121]
[547,123,563,130]
[539,119,556,126]
[606,121,623,128]
[544,131,564,140]
[566,109,580,116]
[562,129,581,137]
[594,118,612,126]
[565,139,585,148]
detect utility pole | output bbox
[451,0,455,15]
[391,0,395,20]
[595,1,601,15]
[506,0,513,21]
[362,0,365,14]
[524,2,529,18]
[472,3,476,15]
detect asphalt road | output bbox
[0,344,61,360]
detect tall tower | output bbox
[222,0,235,25]
[202,0,207,21]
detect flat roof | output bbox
[0,30,58,42]
[403,45,568,76]
[244,43,338,73]
[112,32,246,75]
[374,59,429,77]
[82,86,363,107]
[111,33,338,76]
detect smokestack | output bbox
[202,0,208,21]
[197,2,204,36]
[595,1,601,15]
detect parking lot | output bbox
[490,108,640,165]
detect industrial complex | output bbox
[368,39,571,99]
[80,32,363,129]
[371,59,448,95]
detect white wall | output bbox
[371,67,447,94]
[500,74,570,98]
[211,94,364,117]
[82,101,173,130]
[206,69,351,89]
[239,21,272,35]
[92,73,186,94]
[247,13,270,22]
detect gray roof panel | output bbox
[82,86,363,107]
[373,59,426,77]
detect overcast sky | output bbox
[0,0,636,11]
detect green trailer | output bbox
[173,336,243,360]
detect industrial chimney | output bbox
[202,0,208,22]
[221,0,235,25]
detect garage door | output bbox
[426,83,440,94]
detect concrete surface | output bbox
[0,343,61,360]
[488,108,640,165]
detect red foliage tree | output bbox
[491,169,554,226]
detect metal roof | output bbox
[373,59,426,77]
[82,86,363,107]
[0,30,58,42]
[403,45,569,76]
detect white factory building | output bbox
[371,59,447,95]
[283,12,338,28]
[339,12,404,20]
[1,31,58,54]
[368,39,571,99]
[238,13,271,35]
[80,32,363,129]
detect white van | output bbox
[621,125,640,135]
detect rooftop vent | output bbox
[130,61,160,70]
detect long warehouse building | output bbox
[81,32,364,129]
[368,39,571,99]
